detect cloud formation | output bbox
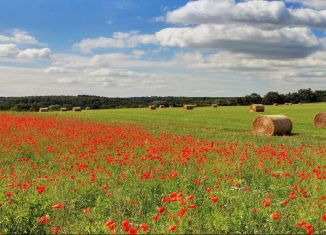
[166,0,326,28]
[74,31,156,53]
[74,0,326,59]
[0,29,41,45]
[155,24,321,59]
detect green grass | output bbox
[0,104,325,234]
[48,103,326,146]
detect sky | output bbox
[0,0,326,97]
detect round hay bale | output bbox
[39,107,49,112]
[211,104,218,108]
[273,103,279,106]
[60,108,67,112]
[250,104,264,112]
[159,105,166,108]
[148,105,156,110]
[314,112,326,128]
[184,104,194,110]
[85,107,91,110]
[253,115,292,136]
[72,107,82,112]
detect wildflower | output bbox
[152,215,160,221]
[36,185,46,194]
[139,224,149,232]
[210,195,219,203]
[52,203,64,209]
[167,225,177,231]
[262,200,270,207]
[157,207,166,214]
[281,200,289,205]
[82,208,91,214]
[51,227,61,233]
[271,213,280,220]
[289,192,297,200]
[162,197,171,203]
[186,195,195,200]
[178,208,188,217]
[105,220,116,231]
[5,192,13,198]
[322,214,326,221]
[122,220,130,232]
[128,227,137,235]
[297,220,306,228]
[38,215,49,224]
[188,204,196,209]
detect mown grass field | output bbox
[55,103,326,146]
[0,103,325,234]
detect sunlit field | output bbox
[0,103,325,234]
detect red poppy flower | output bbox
[82,208,91,214]
[51,227,61,233]
[157,207,166,214]
[271,213,280,220]
[52,203,64,209]
[262,200,270,207]
[36,185,46,194]
[186,195,195,200]
[139,223,149,232]
[152,215,160,221]
[210,195,219,203]
[322,214,326,221]
[188,204,196,209]
[281,200,289,205]
[167,225,177,231]
[38,215,49,224]
[105,219,116,230]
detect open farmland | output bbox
[0,103,325,234]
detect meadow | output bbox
[0,103,325,234]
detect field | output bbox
[0,103,325,234]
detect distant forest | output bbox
[0,88,325,111]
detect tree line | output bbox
[0,88,325,111]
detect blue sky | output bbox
[0,0,188,51]
[0,0,325,97]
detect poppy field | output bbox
[0,104,325,234]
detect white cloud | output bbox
[155,24,321,59]
[0,29,41,45]
[73,31,156,53]
[166,0,326,28]
[44,67,70,74]
[18,48,51,59]
[0,43,19,57]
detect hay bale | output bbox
[72,107,82,112]
[148,105,156,110]
[273,103,279,106]
[159,105,166,108]
[85,107,91,110]
[250,104,265,112]
[184,104,195,110]
[211,104,218,108]
[60,108,67,112]
[253,115,292,136]
[314,112,326,128]
[39,108,49,112]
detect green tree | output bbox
[263,91,282,104]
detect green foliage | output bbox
[1,89,325,111]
